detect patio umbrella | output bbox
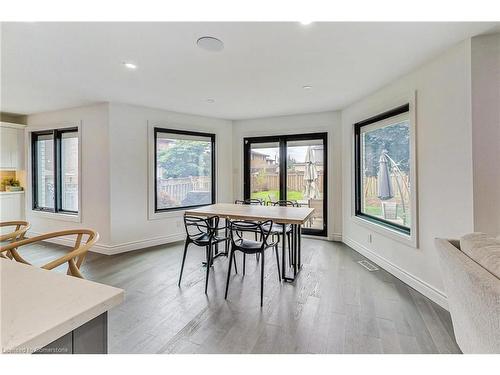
[303,146,320,199]
[377,150,394,200]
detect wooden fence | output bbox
[158,176,211,204]
[251,172,324,193]
[364,175,410,201]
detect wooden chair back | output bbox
[0,229,99,279]
[0,220,31,242]
[0,221,31,259]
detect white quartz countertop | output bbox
[0,259,124,354]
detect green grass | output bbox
[251,190,303,202]
[364,205,382,216]
[364,204,411,226]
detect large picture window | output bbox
[154,128,215,212]
[32,128,79,214]
[354,104,411,235]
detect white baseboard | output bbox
[28,231,185,255]
[331,233,342,242]
[342,236,449,310]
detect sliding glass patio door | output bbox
[244,133,328,236]
[247,140,281,204]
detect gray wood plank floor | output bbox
[19,238,461,354]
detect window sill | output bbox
[352,214,417,248]
[148,209,186,221]
[148,204,215,221]
[30,210,81,223]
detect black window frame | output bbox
[32,127,79,215]
[154,127,216,213]
[354,103,411,235]
[243,132,328,237]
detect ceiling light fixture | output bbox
[206,98,215,103]
[197,36,224,52]
[300,21,313,26]
[122,62,137,70]
[302,85,313,90]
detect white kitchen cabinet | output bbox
[0,191,25,221]
[0,122,25,170]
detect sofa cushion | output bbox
[460,232,500,279]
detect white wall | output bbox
[26,102,232,254]
[106,102,233,253]
[341,40,475,309]
[232,111,342,240]
[26,103,112,244]
[471,33,500,235]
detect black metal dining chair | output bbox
[234,198,264,205]
[178,214,236,294]
[234,198,264,260]
[225,220,281,306]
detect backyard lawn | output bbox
[363,204,410,226]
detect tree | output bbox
[363,122,410,177]
[157,140,211,179]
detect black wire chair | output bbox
[266,200,299,207]
[234,198,264,205]
[178,214,235,294]
[225,220,281,306]
[234,198,265,261]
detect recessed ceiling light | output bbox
[122,62,137,70]
[206,98,215,104]
[300,21,313,26]
[303,85,313,90]
[197,36,224,52]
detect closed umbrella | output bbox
[303,146,320,199]
[377,150,394,200]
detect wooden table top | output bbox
[185,203,315,224]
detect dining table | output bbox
[184,203,315,282]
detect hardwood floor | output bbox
[20,238,461,354]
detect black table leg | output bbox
[283,223,296,283]
[213,217,219,256]
[298,224,302,269]
[225,222,229,254]
[282,223,302,282]
[293,224,297,278]
[281,223,286,281]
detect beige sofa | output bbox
[435,234,500,353]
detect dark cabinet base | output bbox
[35,312,108,354]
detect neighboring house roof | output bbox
[251,150,269,157]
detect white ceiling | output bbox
[1,22,497,120]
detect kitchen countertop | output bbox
[0,259,124,354]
